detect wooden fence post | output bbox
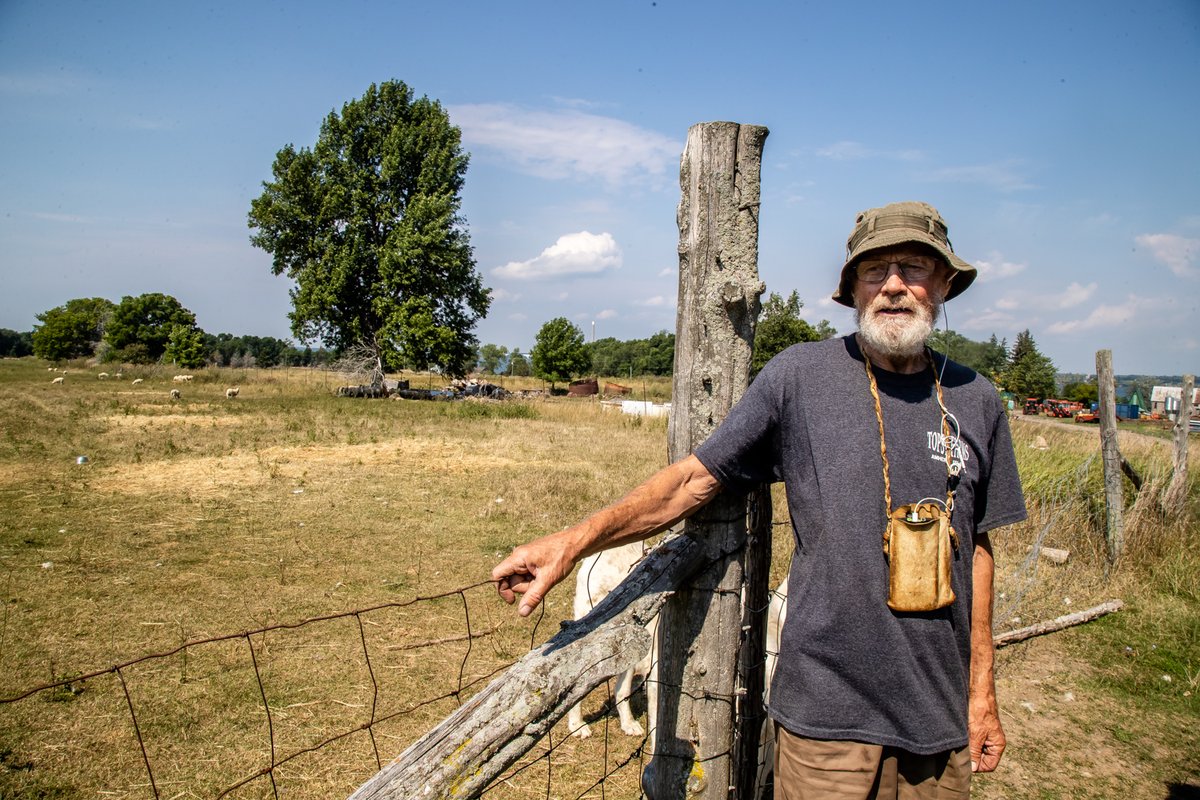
[1163,374,1195,514]
[643,121,768,799]
[1096,350,1123,562]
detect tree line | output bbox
[19,293,333,368]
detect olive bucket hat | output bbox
[831,200,977,307]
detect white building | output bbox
[1150,385,1200,419]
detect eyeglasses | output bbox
[855,257,939,284]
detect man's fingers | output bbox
[970,740,1004,773]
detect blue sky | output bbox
[2,1,1197,375]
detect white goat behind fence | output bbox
[567,541,657,739]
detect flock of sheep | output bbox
[47,367,240,401]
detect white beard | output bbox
[855,293,941,359]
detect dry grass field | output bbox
[0,358,1196,799]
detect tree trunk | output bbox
[1162,374,1194,514]
[644,121,768,799]
[1096,350,1124,562]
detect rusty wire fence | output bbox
[0,570,788,800]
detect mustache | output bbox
[868,296,920,313]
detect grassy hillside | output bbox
[0,358,1195,798]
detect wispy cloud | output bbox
[921,159,1035,192]
[451,103,680,187]
[492,231,622,280]
[595,309,618,320]
[814,141,923,161]
[1046,295,1151,334]
[1136,233,1197,278]
[973,253,1027,282]
[995,281,1097,313]
[637,295,671,307]
[490,287,522,303]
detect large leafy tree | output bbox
[532,317,590,389]
[751,291,830,375]
[248,80,489,378]
[104,293,199,363]
[1002,329,1057,399]
[31,297,116,361]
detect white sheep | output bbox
[51,376,64,385]
[169,388,181,400]
[98,372,109,380]
[225,387,240,399]
[131,378,144,385]
[172,374,194,383]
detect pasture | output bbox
[0,358,1196,799]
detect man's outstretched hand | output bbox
[492,532,579,617]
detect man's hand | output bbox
[491,455,722,618]
[492,532,579,617]
[968,692,1006,772]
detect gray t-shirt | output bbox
[694,335,1026,754]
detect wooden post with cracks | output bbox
[1096,350,1124,562]
[642,121,769,799]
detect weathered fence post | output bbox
[1163,374,1195,514]
[643,121,768,799]
[1096,350,1124,562]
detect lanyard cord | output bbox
[862,347,958,531]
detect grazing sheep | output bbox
[169,388,181,400]
[131,378,144,385]
[225,387,240,399]
[51,376,64,385]
[98,372,109,380]
[114,372,123,380]
[172,374,193,383]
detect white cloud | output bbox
[595,309,618,320]
[493,232,621,280]
[490,287,521,303]
[992,282,1096,313]
[451,103,681,187]
[638,295,670,307]
[814,141,923,161]
[1056,282,1097,309]
[656,267,674,278]
[506,312,528,322]
[921,160,1035,192]
[1046,295,1149,334]
[956,309,1017,332]
[1136,233,1198,278]
[973,254,1027,282]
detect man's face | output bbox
[852,245,953,358]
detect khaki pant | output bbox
[774,724,972,799]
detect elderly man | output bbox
[493,201,1026,798]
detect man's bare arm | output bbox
[969,531,1006,772]
[491,454,722,616]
